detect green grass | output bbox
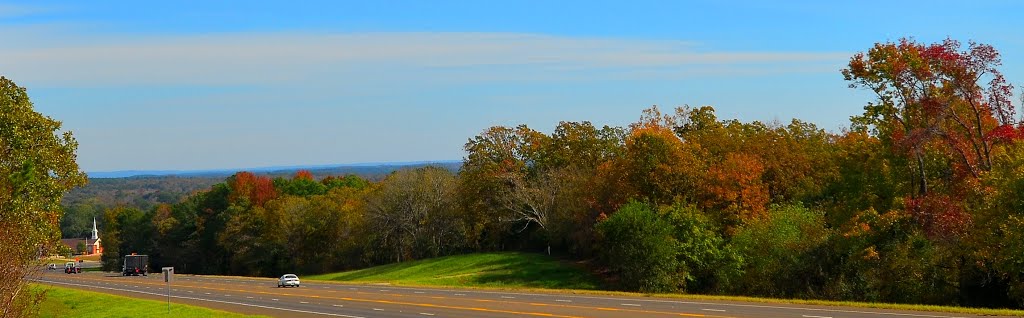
[35,284,268,318]
[306,252,1024,317]
[306,252,600,290]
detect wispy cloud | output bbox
[0,4,59,18]
[0,27,850,87]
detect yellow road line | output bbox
[45,274,725,318]
[175,278,720,317]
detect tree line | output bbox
[96,38,1024,308]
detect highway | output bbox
[33,270,997,318]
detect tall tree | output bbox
[0,77,87,317]
[366,167,460,263]
[459,125,549,249]
[843,38,1016,195]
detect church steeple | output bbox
[91,217,99,240]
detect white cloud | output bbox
[0,4,54,18]
[0,27,851,87]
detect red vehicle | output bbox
[64,262,81,274]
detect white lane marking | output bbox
[419,313,435,316]
[377,287,968,318]
[803,316,832,318]
[379,290,389,292]
[51,276,966,318]
[373,308,383,311]
[34,279,367,318]
[414,291,425,294]
[224,294,231,297]
[247,297,254,299]
[702,308,726,312]
[555,299,572,303]
[501,296,515,299]
[333,305,344,307]
[621,303,641,307]
[271,298,279,301]
[300,301,309,304]
[204,292,211,295]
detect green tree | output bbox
[596,201,680,292]
[659,203,739,293]
[728,204,831,297]
[0,76,87,317]
[60,203,100,239]
[100,207,150,271]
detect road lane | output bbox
[33,271,1002,318]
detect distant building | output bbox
[61,218,103,255]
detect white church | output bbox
[60,218,103,255]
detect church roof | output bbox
[60,238,99,247]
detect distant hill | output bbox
[65,161,462,209]
[87,160,462,178]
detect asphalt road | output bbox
[33,270,1002,318]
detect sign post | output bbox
[162,267,174,313]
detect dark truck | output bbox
[64,262,81,274]
[122,254,149,276]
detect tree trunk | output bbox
[916,152,928,196]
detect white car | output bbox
[278,274,300,288]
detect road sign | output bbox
[162,267,174,313]
[162,267,174,282]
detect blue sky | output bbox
[2,1,1022,172]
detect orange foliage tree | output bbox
[227,171,278,207]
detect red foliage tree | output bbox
[294,170,315,181]
[844,38,1016,194]
[228,171,278,207]
[904,194,971,242]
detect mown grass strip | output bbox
[306,252,600,290]
[306,252,1024,317]
[35,284,268,318]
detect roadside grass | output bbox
[35,284,267,318]
[306,252,1024,317]
[76,254,102,261]
[306,252,600,290]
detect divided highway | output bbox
[33,271,993,318]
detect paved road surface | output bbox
[33,270,1002,318]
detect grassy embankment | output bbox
[306,251,600,290]
[36,285,268,318]
[307,252,1024,317]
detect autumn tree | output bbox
[276,170,327,196]
[366,167,462,263]
[843,38,1016,195]
[0,77,87,317]
[459,125,550,249]
[612,106,706,207]
[228,172,278,207]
